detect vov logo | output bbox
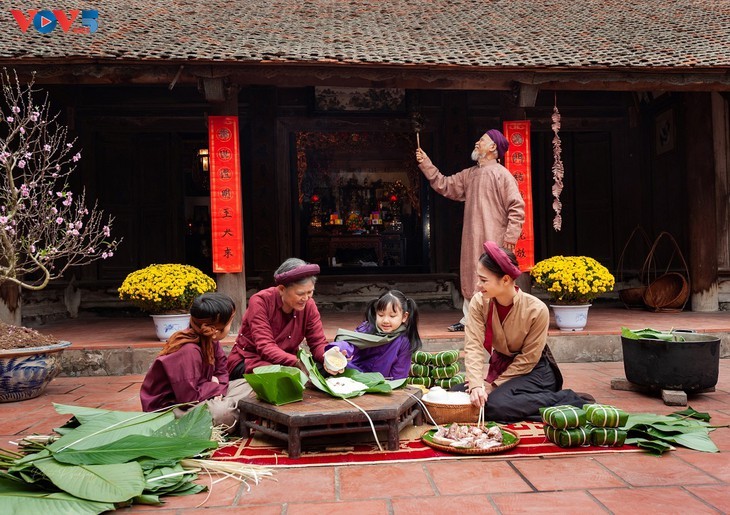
[11,9,99,34]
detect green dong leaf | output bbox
[34,458,145,503]
[51,434,218,465]
[0,476,115,515]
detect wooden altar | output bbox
[307,233,405,267]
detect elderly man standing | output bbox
[416,130,525,331]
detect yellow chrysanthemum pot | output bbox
[118,264,217,341]
[531,256,615,332]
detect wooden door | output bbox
[533,131,615,268]
[92,132,183,281]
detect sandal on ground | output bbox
[447,322,465,332]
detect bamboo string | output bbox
[342,398,383,451]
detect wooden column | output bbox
[684,93,718,311]
[207,79,247,332]
[712,93,730,273]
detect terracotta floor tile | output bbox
[589,486,720,514]
[97,401,145,412]
[392,494,495,514]
[490,490,603,514]
[0,419,36,435]
[675,451,730,482]
[24,412,77,434]
[676,396,730,412]
[338,463,434,500]
[235,467,335,505]
[512,457,626,491]
[685,484,730,512]
[287,499,389,515]
[69,382,138,393]
[594,453,719,487]
[180,506,282,515]
[426,460,532,495]
[71,393,141,404]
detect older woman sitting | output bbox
[227,257,328,378]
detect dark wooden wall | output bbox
[45,84,704,292]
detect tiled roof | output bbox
[2,0,729,69]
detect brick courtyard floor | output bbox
[4,303,729,513]
[2,359,728,514]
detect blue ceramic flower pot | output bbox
[0,341,71,402]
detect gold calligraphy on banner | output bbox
[503,121,535,270]
[208,116,243,273]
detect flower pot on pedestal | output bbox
[151,314,191,342]
[0,341,72,402]
[550,304,591,332]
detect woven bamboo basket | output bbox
[643,272,689,311]
[618,286,647,308]
[640,232,690,312]
[423,400,480,425]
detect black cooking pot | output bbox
[621,333,720,392]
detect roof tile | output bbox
[1,0,729,69]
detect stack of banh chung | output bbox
[407,350,465,389]
[540,404,628,448]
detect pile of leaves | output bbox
[621,327,686,342]
[622,407,723,454]
[0,403,272,513]
[0,322,60,351]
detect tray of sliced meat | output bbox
[421,423,520,455]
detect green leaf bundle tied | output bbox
[543,425,590,448]
[584,404,629,428]
[540,405,586,429]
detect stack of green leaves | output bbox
[298,349,406,399]
[407,350,464,389]
[540,405,590,448]
[620,407,721,454]
[0,403,272,513]
[621,327,685,342]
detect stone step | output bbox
[58,332,649,377]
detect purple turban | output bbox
[486,129,509,160]
[483,241,522,279]
[274,264,320,285]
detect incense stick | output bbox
[416,131,420,149]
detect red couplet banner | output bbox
[208,116,244,273]
[502,121,535,271]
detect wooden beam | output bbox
[4,62,730,92]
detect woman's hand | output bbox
[415,148,428,164]
[469,385,489,408]
[211,376,220,384]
